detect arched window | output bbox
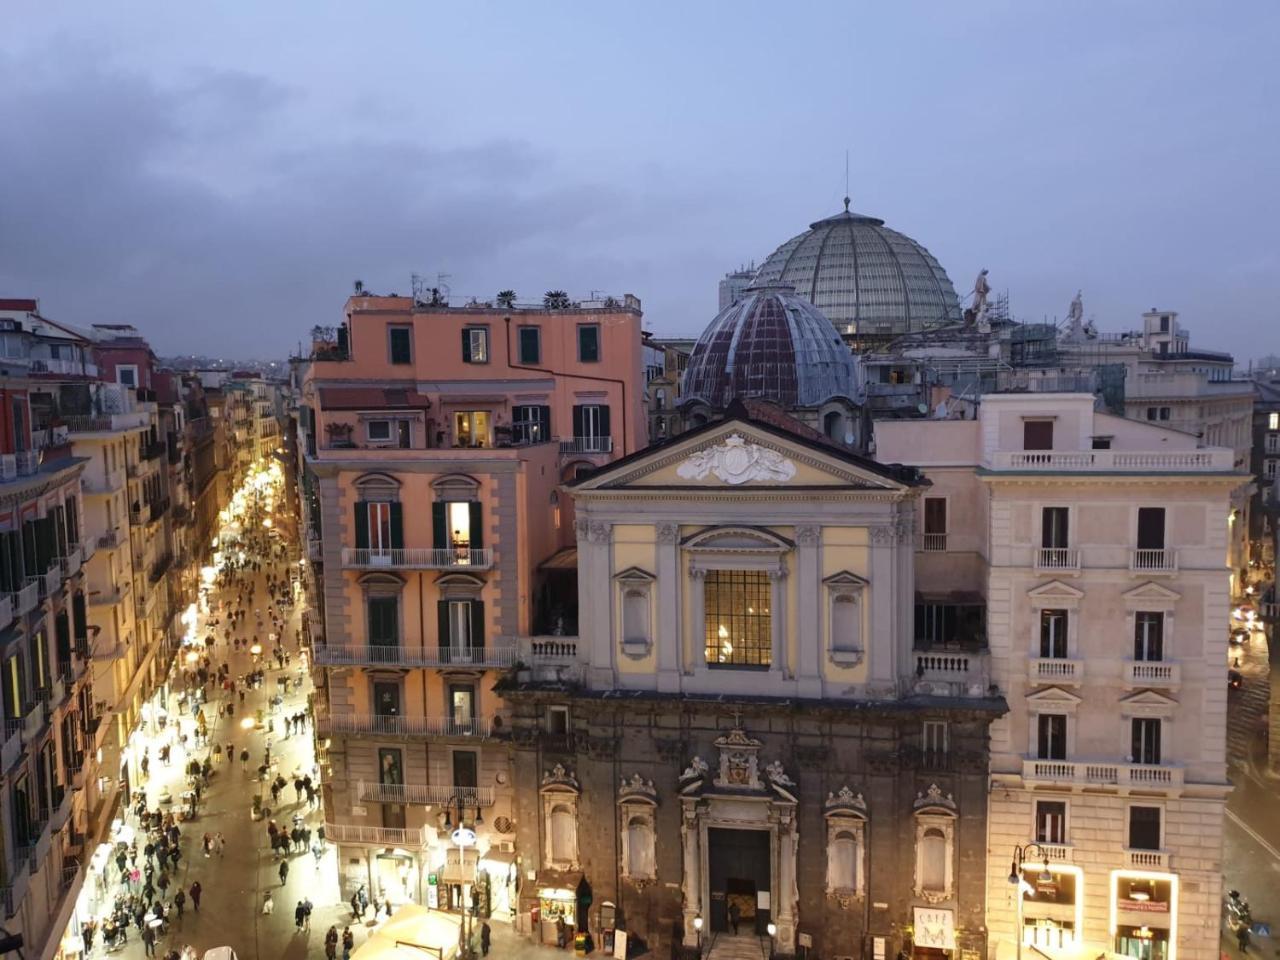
[550,804,576,864]
[625,815,655,878]
[919,827,947,893]
[655,388,667,409]
[623,590,649,645]
[828,830,858,892]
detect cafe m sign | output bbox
[913,907,956,950]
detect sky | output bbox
[1,2,1278,360]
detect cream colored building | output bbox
[877,393,1246,960]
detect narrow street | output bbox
[71,465,360,960]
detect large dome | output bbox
[682,282,861,409]
[752,203,961,338]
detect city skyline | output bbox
[2,2,1278,359]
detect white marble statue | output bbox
[676,434,796,485]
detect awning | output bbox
[318,387,431,411]
[480,849,517,867]
[539,547,578,572]
[535,869,583,897]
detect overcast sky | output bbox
[2,2,1277,360]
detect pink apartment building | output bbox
[298,294,645,913]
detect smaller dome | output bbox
[682,283,861,410]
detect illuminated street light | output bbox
[240,717,255,730]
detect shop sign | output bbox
[1119,898,1169,913]
[913,907,955,949]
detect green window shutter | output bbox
[437,601,451,653]
[354,501,368,549]
[599,405,611,438]
[432,503,446,550]
[389,502,404,549]
[461,330,472,363]
[469,600,485,651]
[468,502,483,550]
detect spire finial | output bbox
[843,195,850,212]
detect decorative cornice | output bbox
[824,785,868,819]
[540,763,580,794]
[618,773,658,805]
[913,782,957,814]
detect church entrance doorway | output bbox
[707,827,770,935]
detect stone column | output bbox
[868,524,897,688]
[769,567,789,679]
[681,800,702,946]
[774,808,799,956]
[794,525,821,696]
[688,568,707,677]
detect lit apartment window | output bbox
[1131,718,1161,765]
[1270,413,1279,430]
[366,419,411,448]
[453,411,490,447]
[432,500,483,562]
[462,327,489,364]
[512,405,550,445]
[1035,800,1066,845]
[704,570,771,668]
[388,326,413,365]
[577,324,601,363]
[518,326,541,365]
[1134,612,1164,661]
[1039,609,1068,658]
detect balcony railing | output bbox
[355,781,495,807]
[80,539,96,565]
[322,822,431,848]
[13,580,39,616]
[81,469,125,495]
[921,533,947,552]
[89,581,130,607]
[40,566,62,598]
[1124,849,1170,870]
[340,548,493,571]
[313,643,518,669]
[558,436,613,455]
[1130,549,1177,574]
[909,651,991,698]
[60,550,81,579]
[1035,548,1080,573]
[316,712,501,739]
[1027,658,1083,685]
[1021,759,1184,790]
[97,529,121,550]
[990,449,1235,471]
[1123,661,1182,689]
[0,451,42,482]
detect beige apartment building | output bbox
[877,393,1245,960]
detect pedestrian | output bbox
[174,889,186,917]
[342,926,354,960]
[312,841,323,866]
[480,921,491,957]
[350,891,360,920]
[263,891,275,915]
[279,859,289,886]
[142,926,157,957]
[190,881,201,912]
[294,776,303,802]
[240,748,250,771]
[303,897,313,930]
[295,901,306,930]
[226,743,234,764]
[325,926,339,960]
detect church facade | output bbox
[502,409,1005,959]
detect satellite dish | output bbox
[917,403,929,414]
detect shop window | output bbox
[704,570,771,668]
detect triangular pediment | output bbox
[1027,580,1085,602]
[1026,686,1083,706]
[1119,689,1178,708]
[569,419,913,493]
[823,570,870,587]
[613,566,656,583]
[1122,581,1181,603]
[683,526,792,552]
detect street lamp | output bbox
[766,922,777,960]
[1007,843,1053,960]
[692,916,703,956]
[444,796,482,960]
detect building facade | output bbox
[503,409,1003,960]
[299,294,645,917]
[877,393,1245,960]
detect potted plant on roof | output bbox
[496,290,517,309]
[543,290,571,310]
[324,422,355,449]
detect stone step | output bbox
[706,933,769,960]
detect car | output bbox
[1229,670,1244,690]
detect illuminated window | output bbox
[453,411,490,447]
[703,570,771,668]
[1270,413,1278,430]
[462,327,489,364]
